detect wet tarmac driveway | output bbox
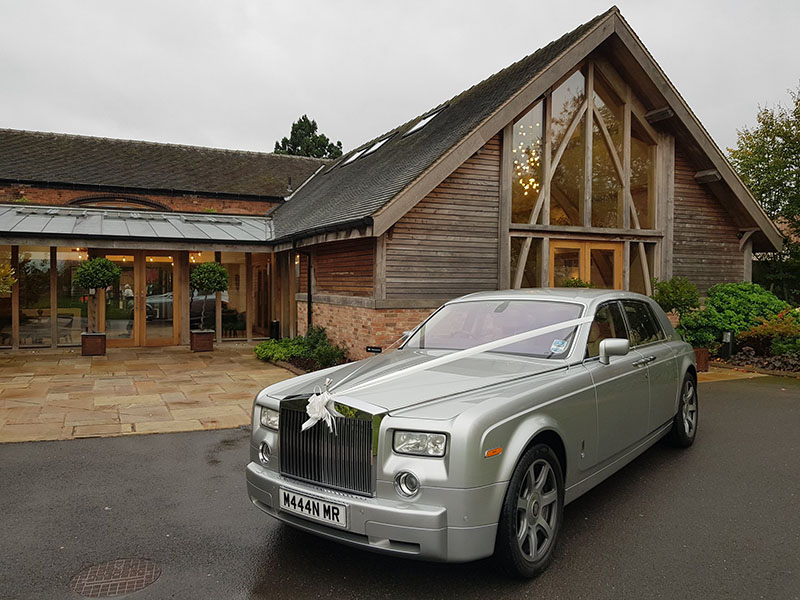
[2,375,798,599]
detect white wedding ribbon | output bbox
[333,315,594,396]
[301,378,344,433]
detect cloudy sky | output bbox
[1,1,797,155]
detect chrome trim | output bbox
[279,395,383,497]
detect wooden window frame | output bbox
[507,57,669,295]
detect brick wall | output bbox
[297,300,436,360]
[0,184,279,215]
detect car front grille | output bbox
[279,405,374,496]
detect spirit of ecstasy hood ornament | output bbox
[301,377,344,434]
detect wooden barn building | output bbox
[0,7,782,358]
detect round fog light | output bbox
[259,441,272,465]
[394,471,420,498]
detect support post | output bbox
[11,246,19,350]
[50,246,57,348]
[245,252,254,341]
[583,63,594,227]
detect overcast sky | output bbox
[1,1,797,155]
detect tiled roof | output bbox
[271,8,615,240]
[0,203,272,243]
[0,129,326,198]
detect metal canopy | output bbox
[0,204,274,245]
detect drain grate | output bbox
[69,558,161,598]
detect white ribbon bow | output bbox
[301,378,344,433]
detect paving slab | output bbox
[0,343,293,443]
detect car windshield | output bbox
[403,300,583,358]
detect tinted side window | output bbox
[587,302,628,358]
[621,300,662,346]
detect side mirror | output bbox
[599,338,629,365]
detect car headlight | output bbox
[393,431,447,457]
[260,407,279,430]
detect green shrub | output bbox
[738,309,800,356]
[651,276,699,319]
[0,263,16,294]
[254,326,347,371]
[73,257,122,290]
[679,282,789,350]
[561,277,593,288]
[189,262,228,294]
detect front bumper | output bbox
[246,461,502,563]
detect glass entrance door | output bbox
[144,254,177,345]
[104,254,138,346]
[103,251,179,347]
[549,240,623,289]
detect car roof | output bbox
[449,288,654,307]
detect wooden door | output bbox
[549,240,623,289]
[102,251,180,347]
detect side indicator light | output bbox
[485,447,503,458]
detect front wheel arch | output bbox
[523,429,567,481]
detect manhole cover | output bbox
[69,558,161,598]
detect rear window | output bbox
[403,300,583,358]
[621,300,664,346]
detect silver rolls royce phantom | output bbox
[246,289,698,577]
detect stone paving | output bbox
[0,343,295,443]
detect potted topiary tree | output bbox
[73,257,122,356]
[189,262,229,352]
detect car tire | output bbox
[667,372,698,447]
[495,443,564,578]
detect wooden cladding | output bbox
[312,238,375,297]
[673,148,743,294]
[384,136,501,298]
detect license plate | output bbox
[279,488,348,528]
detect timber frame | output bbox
[504,56,666,295]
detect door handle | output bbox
[632,356,656,367]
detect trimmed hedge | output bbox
[254,326,347,371]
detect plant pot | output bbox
[693,347,709,372]
[191,329,215,352]
[81,332,106,356]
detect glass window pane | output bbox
[593,74,623,157]
[586,301,627,357]
[404,300,583,358]
[221,252,247,340]
[190,251,217,332]
[104,254,135,340]
[18,246,51,347]
[511,101,544,224]
[550,118,585,226]
[621,300,660,346]
[550,70,586,151]
[590,248,616,289]
[510,237,541,288]
[591,122,623,228]
[145,255,174,340]
[0,245,12,348]
[56,247,88,345]
[552,247,581,286]
[631,118,656,229]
